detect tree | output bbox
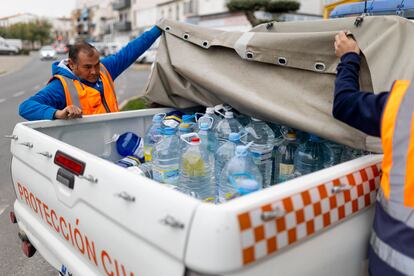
[227,0,301,26]
[0,20,52,47]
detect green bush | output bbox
[120,97,149,111]
[266,0,300,13]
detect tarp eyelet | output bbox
[165,26,171,32]
[314,62,326,72]
[277,57,287,66]
[246,51,254,59]
[202,40,209,48]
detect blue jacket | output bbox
[19,26,162,121]
[333,52,390,138]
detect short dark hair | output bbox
[68,42,98,63]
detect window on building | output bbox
[176,4,180,20]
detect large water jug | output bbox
[198,107,222,130]
[218,145,263,203]
[294,135,334,177]
[214,132,241,190]
[241,118,274,188]
[179,137,215,202]
[215,111,243,146]
[152,127,180,185]
[177,115,197,151]
[198,121,218,155]
[274,129,299,184]
[143,113,165,162]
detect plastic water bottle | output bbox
[340,147,367,162]
[325,140,345,165]
[214,133,241,190]
[269,123,284,184]
[179,137,215,202]
[233,109,251,126]
[144,113,165,162]
[294,135,334,177]
[198,121,218,155]
[199,107,222,130]
[274,129,299,184]
[215,111,243,146]
[152,127,180,185]
[241,118,274,188]
[115,132,145,162]
[218,145,263,203]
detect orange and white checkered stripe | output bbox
[237,163,381,266]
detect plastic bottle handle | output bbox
[198,116,214,129]
[180,132,200,145]
[214,104,226,117]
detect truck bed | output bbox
[10,108,381,276]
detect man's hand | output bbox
[54,105,83,120]
[334,31,361,58]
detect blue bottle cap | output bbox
[182,114,194,122]
[162,127,176,135]
[229,132,241,142]
[199,122,209,130]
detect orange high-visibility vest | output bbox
[370,80,414,275]
[53,64,119,115]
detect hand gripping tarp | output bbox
[144,16,414,153]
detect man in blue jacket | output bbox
[19,26,161,121]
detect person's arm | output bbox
[332,32,389,138]
[19,79,67,121]
[101,26,162,80]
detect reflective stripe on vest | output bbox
[370,230,414,275]
[373,79,414,274]
[59,75,81,108]
[380,80,414,206]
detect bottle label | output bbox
[144,146,153,162]
[153,168,179,183]
[251,149,273,164]
[279,163,294,176]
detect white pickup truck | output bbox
[8,107,382,276]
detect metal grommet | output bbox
[277,57,287,66]
[165,26,171,32]
[202,40,209,48]
[246,51,254,59]
[314,62,326,72]
[183,33,190,40]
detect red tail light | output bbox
[10,211,17,224]
[54,151,85,175]
[22,241,36,258]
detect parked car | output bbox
[39,46,57,60]
[55,43,68,54]
[0,36,19,55]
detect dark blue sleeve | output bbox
[19,79,67,121]
[332,52,389,138]
[101,26,162,80]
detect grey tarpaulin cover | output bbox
[144,16,414,153]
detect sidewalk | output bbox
[0,53,34,76]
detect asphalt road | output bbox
[0,53,151,275]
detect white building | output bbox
[0,13,38,28]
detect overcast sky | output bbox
[0,0,77,18]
